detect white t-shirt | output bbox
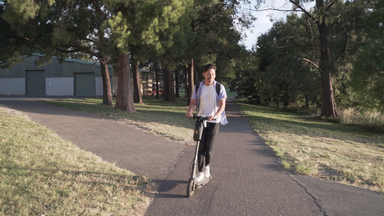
[197,83,220,123]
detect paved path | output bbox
[1,97,383,216]
[145,99,384,216]
[0,97,184,180]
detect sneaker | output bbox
[196,172,204,182]
[204,165,210,178]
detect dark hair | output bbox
[204,64,216,72]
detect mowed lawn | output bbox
[236,99,384,193]
[0,107,152,215]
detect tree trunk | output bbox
[175,70,180,98]
[115,53,136,113]
[184,70,188,97]
[318,17,338,117]
[163,68,167,98]
[133,60,143,104]
[187,58,194,105]
[155,63,160,99]
[164,67,175,101]
[99,58,113,106]
[320,71,337,117]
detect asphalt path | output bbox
[145,98,384,216]
[0,97,184,180]
[1,97,383,216]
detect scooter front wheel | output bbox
[187,178,195,197]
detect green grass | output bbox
[236,99,384,193]
[226,89,237,98]
[0,107,152,215]
[44,96,196,144]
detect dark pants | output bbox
[198,122,220,172]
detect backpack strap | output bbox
[195,82,201,94]
[216,82,221,96]
[196,81,221,96]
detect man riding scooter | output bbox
[186,64,228,184]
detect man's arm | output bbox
[186,99,196,118]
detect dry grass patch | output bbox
[0,107,152,215]
[338,108,384,133]
[44,97,195,144]
[236,100,384,193]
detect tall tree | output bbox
[252,0,369,117]
[185,0,254,105]
[154,62,160,99]
[255,14,321,107]
[132,59,143,104]
[2,0,193,110]
[164,68,175,101]
[187,59,194,105]
[115,52,135,112]
[175,70,180,98]
[103,0,195,109]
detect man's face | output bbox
[203,68,216,85]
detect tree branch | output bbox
[276,45,296,49]
[23,37,82,54]
[70,43,100,57]
[191,2,229,30]
[325,2,335,11]
[300,58,323,73]
[288,0,317,24]
[248,7,302,12]
[90,0,107,20]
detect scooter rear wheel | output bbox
[187,179,194,197]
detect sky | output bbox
[240,0,316,50]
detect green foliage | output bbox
[106,11,131,51]
[230,49,261,101]
[187,0,254,82]
[252,14,321,107]
[233,1,373,113]
[155,0,196,69]
[0,1,42,66]
[351,0,384,112]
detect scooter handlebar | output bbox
[192,115,210,121]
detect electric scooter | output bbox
[187,115,212,197]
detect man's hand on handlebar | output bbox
[186,112,194,119]
[186,113,216,121]
[208,115,217,121]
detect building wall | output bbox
[0,55,113,78]
[61,61,102,77]
[0,78,25,96]
[0,54,113,96]
[46,77,74,96]
[95,77,103,96]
